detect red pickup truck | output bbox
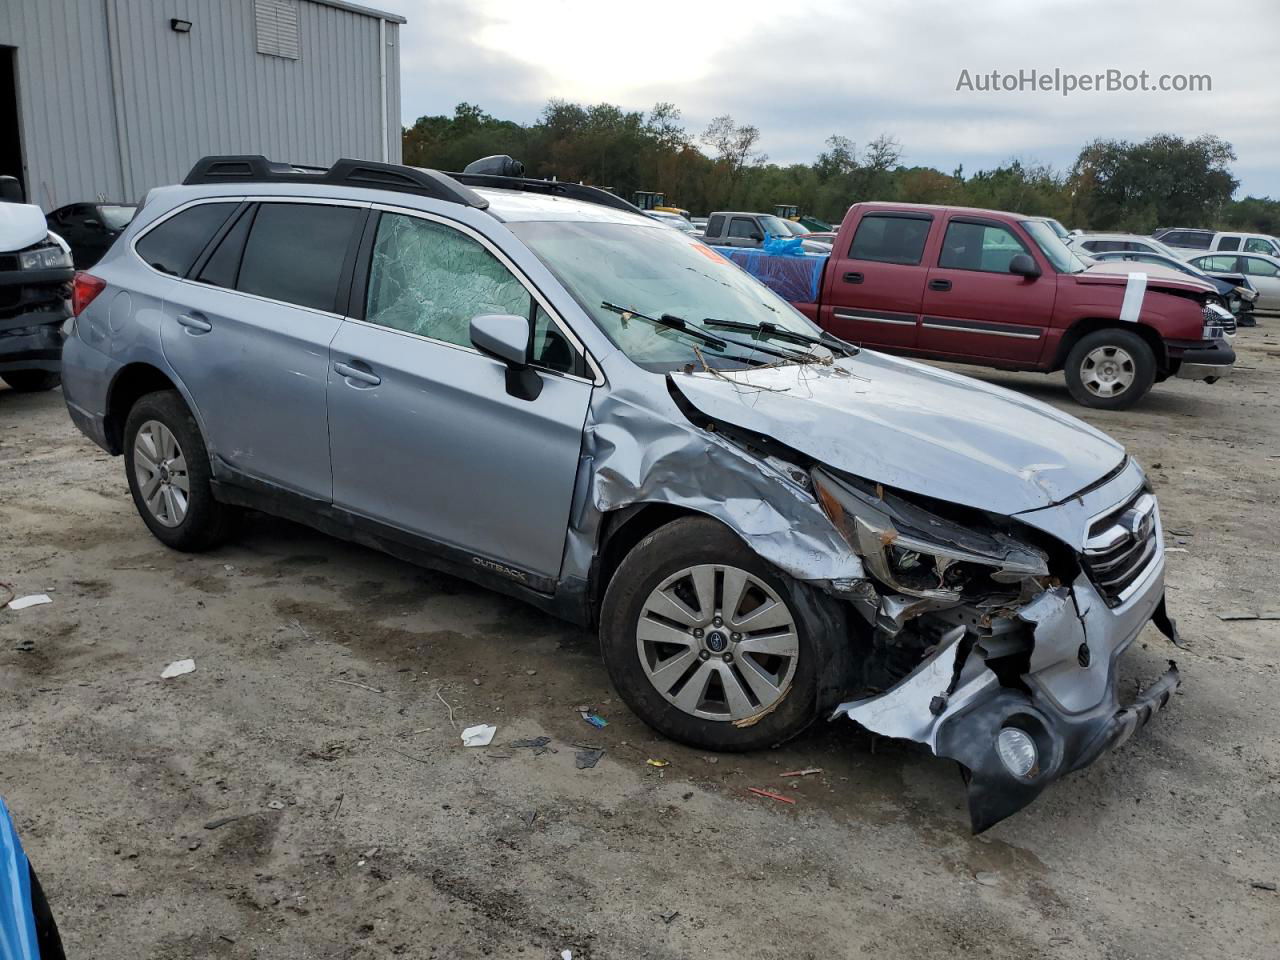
[780,202,1236,408]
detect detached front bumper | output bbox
[834,529,1179,832]
[0,309,68,374]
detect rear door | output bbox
[820,210,931,349]
[326,207,594,582]
[918,217,1055,363]
[157,198,367,500]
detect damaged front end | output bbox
[812,466,1180,832]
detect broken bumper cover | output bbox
[933,653,1179,833]
[1172,341,1235,381]
[834,553,1180,832]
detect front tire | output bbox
[600,517,846,752]
[1,369,61,392]
[1064,329,1155,410]
[123,390,236,551]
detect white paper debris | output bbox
[562,951,573,960]
[161,658,196,679]
[8,594,52,610]
[461,723,497,747]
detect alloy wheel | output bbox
[636,563,799,722]
[133,420,189,527]
[1080,345,1136,398]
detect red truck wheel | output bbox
[1064,329,1155,410]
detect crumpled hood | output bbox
[0,203,49,252]
[1076,261,1216,295]
[669,350,1125,515]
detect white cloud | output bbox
[376,0,1280,195]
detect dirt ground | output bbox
[2,329,1279,960]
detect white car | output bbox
[1155,228,1280,258]
[1067,232,1184,259]
[1187,252,1280,312]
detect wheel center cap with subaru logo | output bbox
[705,630,728,653]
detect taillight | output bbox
[71,272,107,317]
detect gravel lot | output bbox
[2,330,1279,960]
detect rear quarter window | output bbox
[706,215,725,238]
[135,202,238,277]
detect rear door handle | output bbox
[176,313,212,333]
[928,279,952,292]
[333,360,381,387]
[842,271,864,284]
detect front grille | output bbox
[1204,301,1237,336]
[1083,489,1159,606]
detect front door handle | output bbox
[842,271,864,284]
[928,278,952,292]
[334,361,381,387]
[176,313,212,333]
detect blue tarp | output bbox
[0,798,38,960]
[710,246,827,304]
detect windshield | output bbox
[1021,219,1087,274]
[100,205,136,229]
[1045,218,1070,240]
[757,214,796,238]
[509,219,831,372]
[779,220,810,236]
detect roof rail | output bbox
[446,171,644,215]
[182,155,489,210]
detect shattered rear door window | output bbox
[365,213,533,347]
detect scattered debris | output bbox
[520,810,538,827]
[779,768,823,778]
[561,951,573,960]
[974,871,1000,886]
[575,748,605,769]
[387,746,431,766]
[525,669,537,676]
[1260,612,1280,621]
[511,736,552,749]
[266,800,285,810]
[331,677,384,694]
[660,910,680,924]
[1251,880,1277,892]
[646,758,670,768]
[435,688,458,729]
[203,815,246,830]
[161,658,196,679]
[461,724,497,747]
[747,787,795,805]
[187,840,201,851]
[1164,547,1188,553]
[580,711,608,728]
[1217,611,1258,621]
[7,594,52,610]
[14,639,34,653]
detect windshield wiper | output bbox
[601,302,729,350]
[701,317,859,356]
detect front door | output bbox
[158,199,367,500]
[918,217,1055,364]
[327,209,593,582]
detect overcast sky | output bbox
[372,0,1280,198]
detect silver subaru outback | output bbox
[61,154,1180,831]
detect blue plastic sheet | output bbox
[0,798,38,960]
[711,246,827,304]
[761,234,806,257]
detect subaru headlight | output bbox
[811,467,1049,600]
[18,244,72,270]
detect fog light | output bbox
[995,728,1038,778]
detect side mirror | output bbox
[470,313,542,401]
[1008,253,1041,278]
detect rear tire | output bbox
[1064,329,1155,410]
[123,390,236,551]
[600,517,848,752]
[1,369,61,392]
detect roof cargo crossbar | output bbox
[183,155,490,210]
[446,172,643,215]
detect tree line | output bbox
[402,100,1278,233]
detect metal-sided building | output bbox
[0,0,404,211]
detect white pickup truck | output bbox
[0,175,73,391]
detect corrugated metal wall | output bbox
[0,0,401,211]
